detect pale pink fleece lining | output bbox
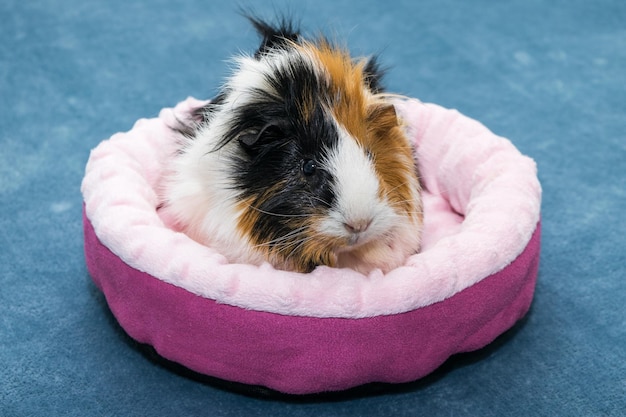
[81,97,541,319]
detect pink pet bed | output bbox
[81,97,541,395]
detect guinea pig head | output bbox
[168,19,423,273]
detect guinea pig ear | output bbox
[238,130,261,149]
[366,103,399,133]
[363,56,386,94]
[237,123,282,154]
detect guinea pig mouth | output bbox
[339,230,379,250]
[346,233,366,247]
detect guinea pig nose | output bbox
[343,218,373,234]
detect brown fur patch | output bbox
[303,40,370,138]
[303,41,422,225]
[236,195,268,258]
[366,104,423,224]
[283,227,341,272]
[235,182,291,263]
[237,190,343,273]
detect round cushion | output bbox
[81,97,541,394]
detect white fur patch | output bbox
[161,129,264,266]
[319,125,388,241]
[316,123,422,272]
[226,48,318,108]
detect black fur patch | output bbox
[225,58,340,255]
[363,55,386,94]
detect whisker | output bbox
[252,226,309,249]
[245,204,310,218]
[307,195,332,208]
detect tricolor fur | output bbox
[162,16,423,273]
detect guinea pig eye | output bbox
[301,159,317,176]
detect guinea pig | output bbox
[160,16,423,274]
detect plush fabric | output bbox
[81,98,541,318]
[84,211,539,394]
[81,97,540,393]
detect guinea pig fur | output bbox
[161,16,423,274]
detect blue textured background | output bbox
[1,0,625,415]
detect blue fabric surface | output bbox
[1,0,624,415]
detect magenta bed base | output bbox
[82,97,541,394]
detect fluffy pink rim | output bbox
[81,97,541,318]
